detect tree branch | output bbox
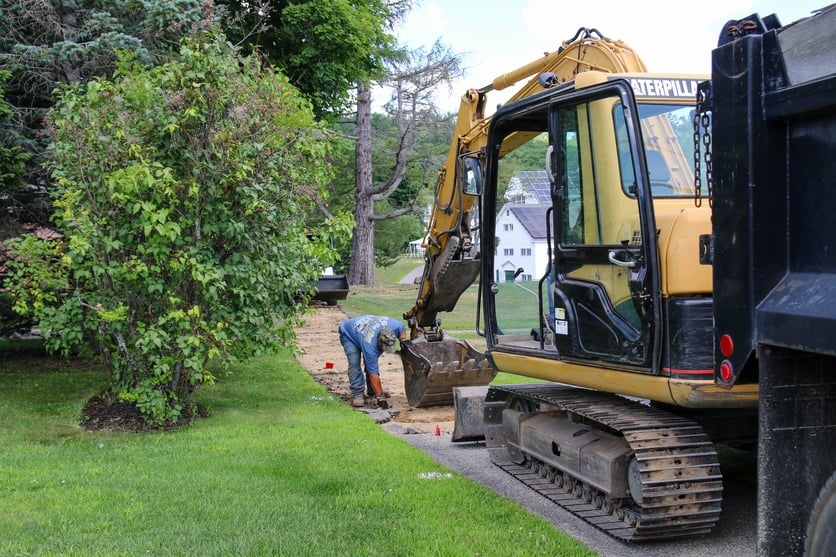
[369,205,414,221]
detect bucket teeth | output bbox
[401,336,497,407]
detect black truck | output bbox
[708,6,836,555]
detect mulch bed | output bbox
[81,394,208,432]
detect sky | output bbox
[392,0,828,113]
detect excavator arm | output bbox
[403,88,487,335]
[401,29,648,407]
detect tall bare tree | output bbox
[349,41,462,285]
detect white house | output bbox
[493,203,551,283]
[493,170,552,283]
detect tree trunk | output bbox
[349,80,376,285]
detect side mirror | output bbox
[461,156,483,195]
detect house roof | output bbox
[506,204,550,239]
[511,170,551,204]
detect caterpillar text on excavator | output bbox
[400,5,836,554]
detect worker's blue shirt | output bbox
[338,315,405,375]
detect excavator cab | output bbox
[485,76,710,378]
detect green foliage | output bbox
[0,0,208,227]
[5,31,348,424]
[373,205,425,267]
[219,0,396,118]
[0,293,32,337]
[0,71,27,201]
[327,109,455,271]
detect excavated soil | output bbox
[295,303,456,434]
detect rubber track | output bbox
[491,384,723,542]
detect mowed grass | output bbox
[342,265,480,338]
[0,343,596,556]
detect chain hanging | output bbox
[693,88,713,208]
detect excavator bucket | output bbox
[400,336,497,407]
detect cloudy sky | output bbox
[393,0,827,112]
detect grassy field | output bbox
[342,282,481,337]
[371,256,424,286]
[345,257,549,335]
[0,277,597,556]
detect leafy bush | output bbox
[5,31,350,424]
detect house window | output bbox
[520,248,531,256]
[503,223,514,231]
[504,248,514,256]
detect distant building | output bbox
[494,203,551,283]
[407,239,425,258]
[493,170,552,283]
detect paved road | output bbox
[387,428,757,557]
[398,265,424,285]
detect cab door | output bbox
[548,82,661,369]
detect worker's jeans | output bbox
[339,332,367,397]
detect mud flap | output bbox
[400,337,497,407]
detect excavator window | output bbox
[489,106,554,344]
[616,104,698,197]
[549,95,649,361]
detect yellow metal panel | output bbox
[655,203,713,295]
[489,351,757,409]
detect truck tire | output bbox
[805,471,836,557]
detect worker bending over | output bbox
[338,314,406,407]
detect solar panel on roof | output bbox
[510,170,551,204]
[509,204,549,239]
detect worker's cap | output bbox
[378,327,400,353]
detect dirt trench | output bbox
[294,303,455,433]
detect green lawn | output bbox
[0,259,593,555]
[0,343,596,556]
[372,256,424,286]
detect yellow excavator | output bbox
[402,6,836,550]
[401,28,650,407]
[399,24,761,542]
[402,4,836,556]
